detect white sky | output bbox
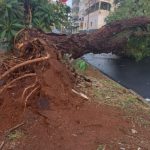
[67,0,72,7]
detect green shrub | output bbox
[74,59,88,72]
[0,0,71,50]
[126,36,150,61]
[106,0,150,61]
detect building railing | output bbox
[85,1,111,16]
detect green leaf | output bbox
[0,30,6,39]
[13,23,24,28]
[11,30,17,36]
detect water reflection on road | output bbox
[83,53,150,101]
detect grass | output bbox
[136,117,150,127]
[73,59,88,73]
[73,60,150,127]
[92,78,150,111]
[7,130,24,141]
[97,145,105,150]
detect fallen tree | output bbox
[1,16,150,103]
[0,17,150,102]
[54,16,150,58]
[0,16,150,140]
[10,16,150,60]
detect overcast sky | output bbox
[67,0,72,7]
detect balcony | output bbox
[85,1,111,16]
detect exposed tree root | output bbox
[24,85,40,110]
[0,141,4,150]
[22,77,38,101]
[0,73,36,95]
[0,53,50,80]
[5,122,25,135]
[1,62,10,70]
[14,28,26,46]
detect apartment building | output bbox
[79,0,114,32]
[72,0,114,33]
[72,0,80,21]
[71,0,80,33]
[78,0,88,31]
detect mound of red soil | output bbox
[0,30,150,150]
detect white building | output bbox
[71,0,80,33]
[78,0,88,31]
[79,0,114,32]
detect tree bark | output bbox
[55,16,150,58]
[15,16,150,59]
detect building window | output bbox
[95,2,99,11]
[85,23,86,28]
[80,22,83,29]
[85,1,111,15]
[100,2,111,11]
[91,22,92,27]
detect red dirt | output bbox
[0,31,150,150]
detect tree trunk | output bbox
[15,16,150,59]
[54,16,150,58]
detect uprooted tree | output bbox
[55,16,150,59]
[0,16,150,113]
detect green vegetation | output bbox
[79,64,149,110]
[107,0,150,23]
[0,0,24,49]
[76,64,150,128]
[30,0,71,31]
[7,130,24,141]
[0,0,71,50]
[74,59,88,72]
[106,0,150,61]
[97,145,105,150]
[126,36,150,61]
